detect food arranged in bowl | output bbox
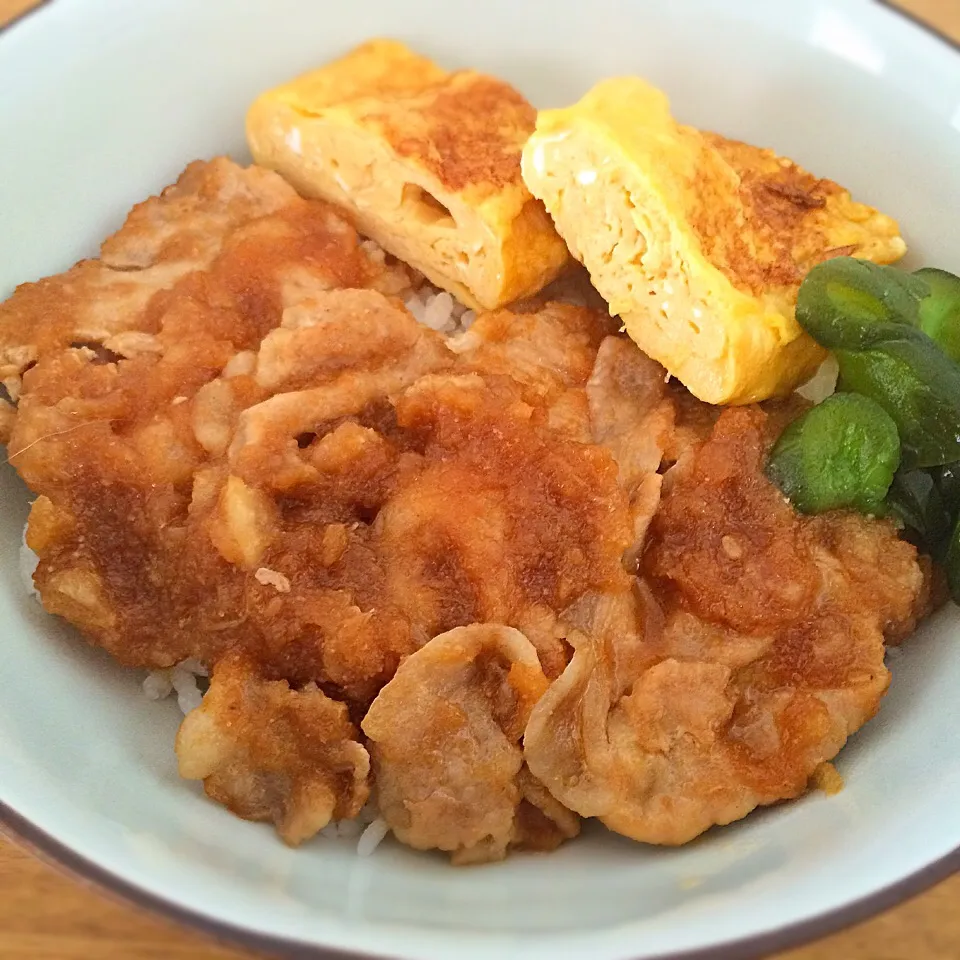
[1,38,957,867]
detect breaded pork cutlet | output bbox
[1,158,631,858]
[525,404,927,845]
[1,156,930,860]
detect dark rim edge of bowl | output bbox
[2,1,960,959]
[3,796,960,960]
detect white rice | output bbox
[19,519,39,600]
[320,798,378,840]
[141,670,174,701]
[404,286,475,335]
[320,799,390,855]
[401,272,595,336]
[142,658,207,715]
[356,817,391,857]
[171,662,206,714]
[358,233,476,335]
[796,354,840,404]
[363,235,599,337]
[360,238,386,266]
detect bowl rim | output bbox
[4,797,959,960]
[1,1,959,958]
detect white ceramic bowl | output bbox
[2,1,960,958]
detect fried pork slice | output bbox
[176,653,370,845]
[226,287,453,489]
[10,162,426,674]
[586,337,677,564]
[4,155,416,435]
[525,408,924,845]
[5,156,667,858]
[0,158,361,439]
[362,623,569,864]
[513,765,581,853]
[378,373,634,681]
[522,583,653,818]
[449,302,615,441]
[15,261,634,714]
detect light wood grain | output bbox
[0,0,41,25]
[2,1,960,958]
[893,0,960,39]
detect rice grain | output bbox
[796,355,839,404]
[356,817,390,856]
[19,519,39,600]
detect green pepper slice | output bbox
[946,516,960,604]
[886,469,953,559]
[915,267,960,364]
[836,330,960,469]
[767,392,900,515]
[796,257,930,350]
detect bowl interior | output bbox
[2,1,960,958]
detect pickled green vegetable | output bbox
[835,331,960,469]
[885,469,952,559]
[915,267,960,364]
[792,257,960,580]
[933,462,960,516]
[766,393,900,514]
[946,516,960,604]
[796,257,930,350]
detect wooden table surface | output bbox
[2,0,960,957]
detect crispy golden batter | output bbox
[18,311,628,700]
[4,159,634,855]
[362,624,565,863]
[451,301,617,438]
[176,652,369,845]
[586,337,675,565]
[2,157,931,859]
[379,371,633,682]
[525,408,924,845]
[0,159,359,429]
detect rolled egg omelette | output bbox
[246,39,569,312]
[521,77,907,404]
